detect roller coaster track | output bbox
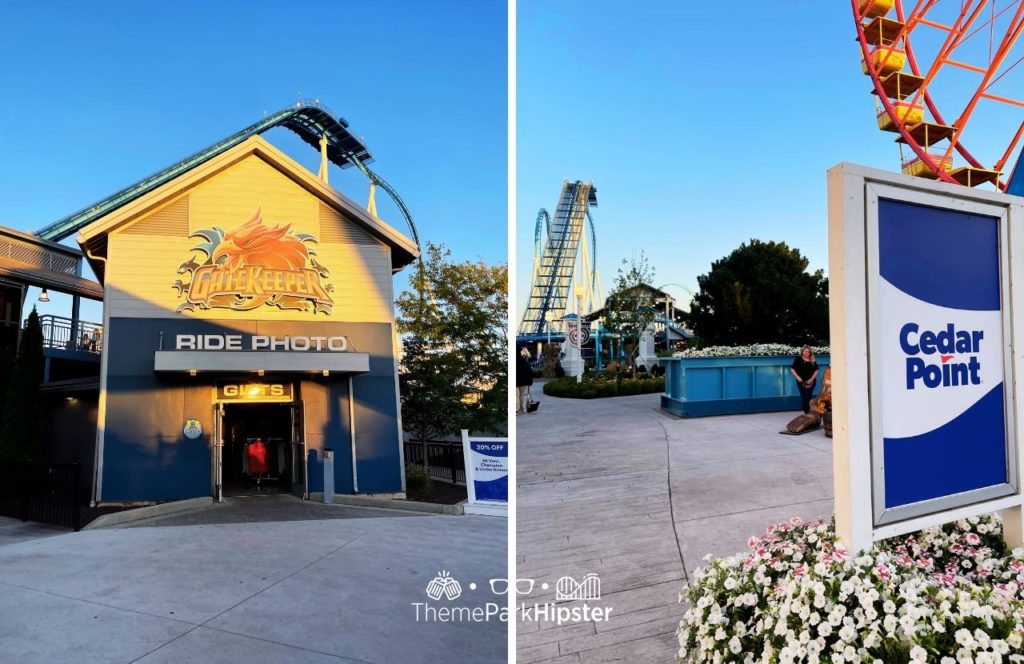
[35,100,420,254]
[530,208,596,298]
[518,180,597,337]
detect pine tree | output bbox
[0,308,45,461]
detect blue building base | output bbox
[661,355,831,418]
[661,394,805,418]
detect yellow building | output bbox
[40,111,418,504]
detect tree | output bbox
[0,346,14,408]
[397,243,508,440]
[689,239,828,346]
[0,308,45,461]
[602,251,658,374]
[398,334,464,444]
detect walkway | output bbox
[0,516,67,547]
[0,510,507,663]
[517,386,834,663]
[123,493,422,527]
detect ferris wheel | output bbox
[853,0,1024,189]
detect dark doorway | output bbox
[221,403,293,497]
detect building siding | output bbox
[104,154,394,323]
[98,318,401,502]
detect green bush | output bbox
[542,375,665,399]
[405,464,431,493]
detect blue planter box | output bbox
[660,355,831,418]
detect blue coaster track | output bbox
[35,100,419,252]
[517,180,597,340]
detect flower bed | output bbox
[542,375,665,399]
[678,514,1024,662]
[676,343,831,359]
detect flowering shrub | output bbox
[542,374,664,399]
[678,514,1024,662]
[675,344,830,359]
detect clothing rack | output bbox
[244,437,287,490]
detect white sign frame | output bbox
[460,430,508,517]
[828,163,1024,553]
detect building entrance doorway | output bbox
[219,403,299,498]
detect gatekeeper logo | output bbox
[173,208,334,314]
[900,322,983,390]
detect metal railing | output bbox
[37,315,103,354]
[0,461,82,531]
[404,441,465,486]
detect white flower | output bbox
[910,646,928,663]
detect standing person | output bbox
[516,346,534,414]
[790,345,819,414]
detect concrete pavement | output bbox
[122,493,423,527]
[516,385,833,663]
[0,510,507,663]
[0,516,67,547]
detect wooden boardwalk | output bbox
[516,385,834,663]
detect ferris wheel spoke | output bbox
[995,121,1024,173]
[950,5,1024,139]
[960,0,1023,45]
[861,0,1024,184]
[892,0,995,171]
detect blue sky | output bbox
[516,1,1022,321]
[0,0,506,323]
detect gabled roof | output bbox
[36,102,371,242]
[77,135,418,282]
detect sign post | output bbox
[828,163,1024,553]
[461,430,508,517]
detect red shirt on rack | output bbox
[247,439,269,475]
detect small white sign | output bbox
[461,430,507,517]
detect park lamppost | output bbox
[574,285,584,383]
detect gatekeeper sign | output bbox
[828,163,1024,554]
[460,430,507,517]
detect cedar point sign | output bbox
[828,163,1024,554]
[173,208,334,314]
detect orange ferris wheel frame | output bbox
[854,0,1024,189]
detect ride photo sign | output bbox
[828,163,1024,553]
